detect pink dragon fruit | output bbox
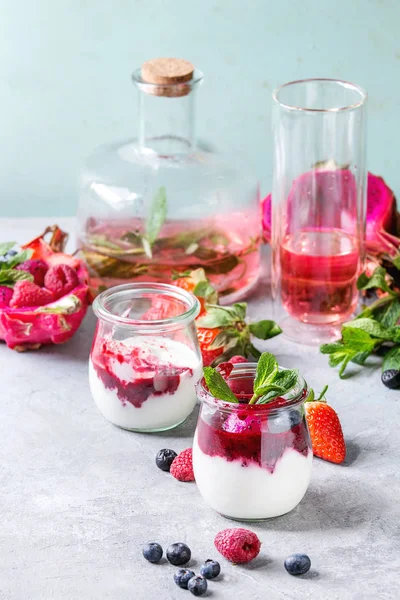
[261,171,400,256]
[0,226,91,351]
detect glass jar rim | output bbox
[196,362,308,415]
[93,282,200,332]
[273,78,367,113]
[132,68,204,94]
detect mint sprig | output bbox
[321,262,400,378]
[0,245,34,286]
[202,351,299,406]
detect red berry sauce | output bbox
[91,339,193,408]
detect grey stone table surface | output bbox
[0,218,399,600]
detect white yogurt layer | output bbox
[89,336,202,431]
[193,432,312,519]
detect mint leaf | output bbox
[383,346,400,371]
[374,297,400,328]
[0,242,16,256]
[0,269,34,285]
[321,327,378,377]
[145,186,167,245]
[253,352,279,396]
[344,318,400,343]
[7,248,33,268]
[272,368,299,392]
[391,255,400,270]
[256,385,288,404]
[249,320,282,340]
[203,366,239,403]
[357,266,395,296]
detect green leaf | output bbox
[341,327,378,350]
[316,385,328,400]
[246,342,261,360]
[344,318,400,343]
[232,303,247,320]
[383,346,400,372]
[256,385,288,404]
[374,297,400,328]
[272,368,299,392]
[7,248,33,268]
[0,269,34,285]
[357,266,395,296]
[391,255,400,270]
[145,186,167,245]
[203,366,239,403]
[0,242,16,256]
[196,305,238,328]
[249,319,282,340]
[253,352,279,395]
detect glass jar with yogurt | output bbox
[89,283,202,432]
[193,362,313,520]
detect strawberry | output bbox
[214,528,261,563]
[196,304,282,366]
[197,327,225,366]
[170,448,195,482]
[305,392,346,464]
[10,280,54,308]
[172,268,218,316]
[44,264,79,299]
[15,259,48,286]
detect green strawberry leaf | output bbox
[246,342,262,360]
[253,352,279,396]
[203,366,239,403]
[0,242,16,256]
[232,303,247,320]
[249,319,282,340]
[145,186,167,246]
[196,305,238,328]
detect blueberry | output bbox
[289,409,302,427]
[167,542,191,566]
[188,575,208,596]
[200,559,221,579]
[6,249,17,258]
[381,369,400,389]
[284,553,311,576]
[174,568,196,589]
[142,542,163,563]
[155,448,177,472]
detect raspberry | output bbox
[214,528,261,563]
[229,355,248,364]
[170,448,195,482]
[15,260,48,286]
[216,362,234,379]
[44,264,79,299]
[0,286,13,308]
[10,281,54,308]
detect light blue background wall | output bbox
[1,0,399,217]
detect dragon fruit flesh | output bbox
[0,226,90,351]
[261,171,400,256]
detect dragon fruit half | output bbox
[0,226,90,351]
[262,171,400,257]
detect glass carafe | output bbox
[78,58,261,303]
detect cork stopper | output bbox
[141,58,194,97]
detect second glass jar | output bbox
[193,363,313,520]
[89,283,202,432]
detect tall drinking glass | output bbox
[271,79,367,344]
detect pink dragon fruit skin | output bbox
[0,226,91,351]
[261,171,399,256]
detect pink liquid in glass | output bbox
[280,229,360,324]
